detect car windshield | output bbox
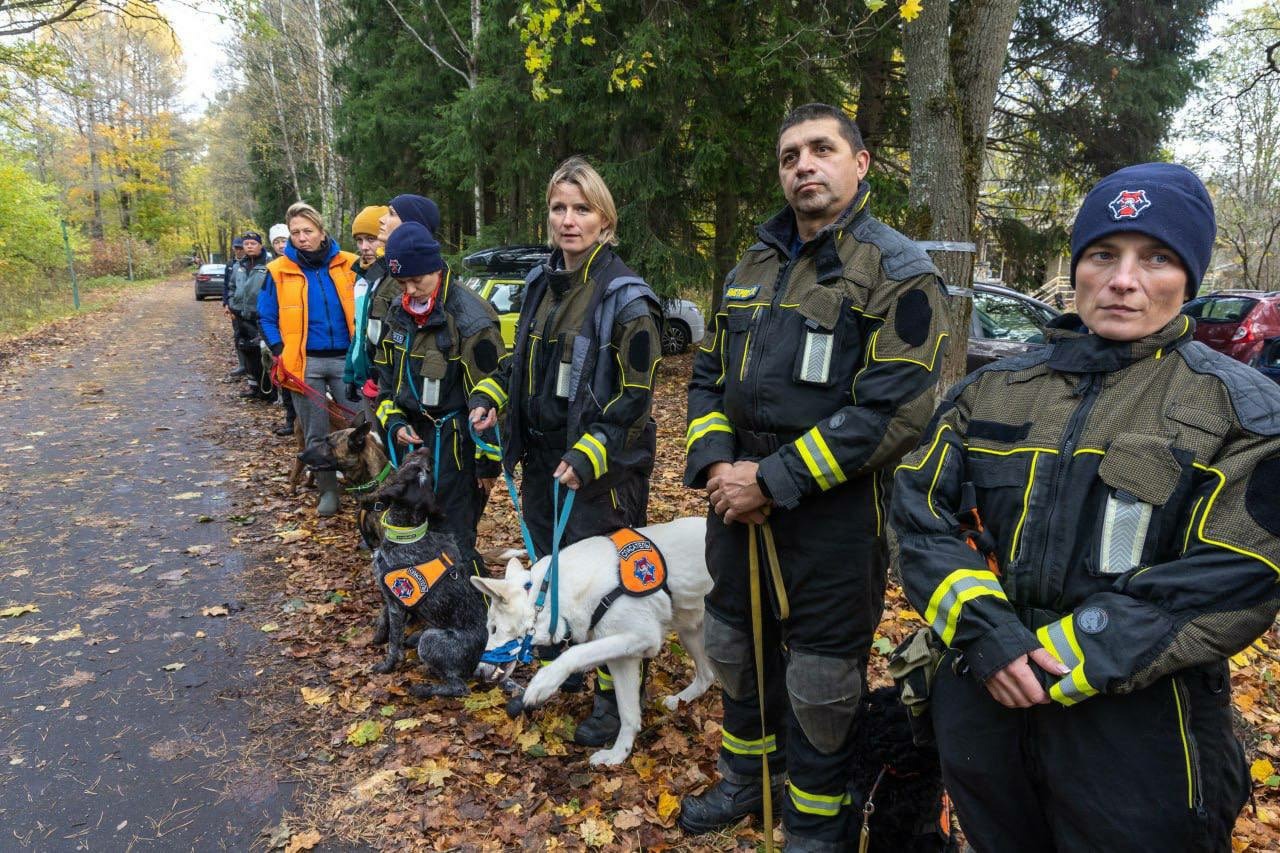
[973,291,1049,343]
[1182,296,1258,323]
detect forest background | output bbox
[0,0,1276,324]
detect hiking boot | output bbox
[228,367,247,378]
[678,777,782,835]
[572,691,620,747]
[275,420,295,437]
[315,471,341,517]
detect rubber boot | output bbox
[315,471,341,517]
[572,689,620,747]
[678,776,784,834]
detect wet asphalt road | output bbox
[0,282,292,849]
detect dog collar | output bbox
[346,462,393,495]
[381,510,428,544]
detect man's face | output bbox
[355,234,380,266]
[1075,233,1188,342]
[777,117,870,226]
[242,238,262,258]
[232,246,245,260]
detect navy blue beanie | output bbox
[389,194,441,236]
[384,221,443,277]
[1070,162,1215,299]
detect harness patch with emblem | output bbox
[383,552,454,607]
[725,285,760,301]
[609,528,667,596]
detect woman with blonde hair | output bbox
[469,156,663,746]
[259,201,359,516]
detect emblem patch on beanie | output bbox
[388,259,402,274]
[1108,189,1151,220]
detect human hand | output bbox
[470,406,497,430]
[708,461,770,523]
[984,648,1070,708]
[395,425,422,447]
[552,460,582,490]
[478,477,496,492]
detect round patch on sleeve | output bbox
[628,330,652,373]
[894,289,932,347]
[1246,456,1280,535]
[473,339,499,373]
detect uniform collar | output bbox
[1045,313,1194,374]
[756,180,872,261]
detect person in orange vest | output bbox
[258,201,359,516]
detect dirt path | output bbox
[0,280,295,849]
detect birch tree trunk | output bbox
[264,52,303,201]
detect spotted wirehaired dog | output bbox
[368,450,487,698]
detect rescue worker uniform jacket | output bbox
[468,243,662,555]
[365,266,404,369]
[372,268,505,552]
[258,240,357,386]
[684,183,949,846]
[891,314,1280,852]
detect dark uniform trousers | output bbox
[933,651,1248,852]
[705,471,888,843]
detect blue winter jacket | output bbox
[258,239,353,354]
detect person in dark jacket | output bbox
[680,104,950,850]
[372,221,504,556]
[258,202,359,517]
[223,236,247,379]
[469,156,662,748]
[229,231,273,400]
[892,163,1280,852]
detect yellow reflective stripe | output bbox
[787,782,852,816]
[925,443,951,519]
[1008,450,1042,563]
[1192,463,1280,575]
[795,428,846,492]
[721,730,777,756]
[1037,616,1098,706]
[686,412,734,452]
[375,399,402,427]
[867,327,949,371]
[1173,681,1195,807]
[895,423,953,475]
[596,668,613,689]
[924,569,1007,646]
[573,433,607,478]
[474,376,508,408]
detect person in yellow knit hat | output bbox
[345,204,390,421]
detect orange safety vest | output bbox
[266,251,358,382]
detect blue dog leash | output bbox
[388,412,456,493]
[469,420,539,562]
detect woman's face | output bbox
[289,217,325,252]
[548,182,605,268]
[1075,232,1188,342]
[400,271,442,301]
[378,207,402,242]
[272,237,288,255]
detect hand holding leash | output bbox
[708,460,770,523]
[553,460,581,490]
[985,648,1068,708]
[470,405,497,430]
[394,425,422,446]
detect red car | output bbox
[1181,291,1280,364]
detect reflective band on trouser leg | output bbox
[795,428,847,492]
[1035,616,1098,706]
[721,729,778,757]
[788,782,852,817]
[686,412,733,452]
[924,569,1008,646]
[596,668,613,691]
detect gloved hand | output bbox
[345,382,360,403]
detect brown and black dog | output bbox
[297,419,391,549]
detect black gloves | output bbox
[345,382,361,403]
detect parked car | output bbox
[962,280,1061,373]
[460,245,705,354]
[194,263,226,301]
[1180,291,1280,365]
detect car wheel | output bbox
[661,320,691,355]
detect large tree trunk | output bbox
[901,0,1021,393]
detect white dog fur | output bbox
[471,516,716,765]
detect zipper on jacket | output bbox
[1037,373,1102,604]
[1173,676,1207,819]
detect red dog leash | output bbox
[271,360,358,425]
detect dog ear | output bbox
[503,557,524,580]
[351,420,371,451]
[470,575,510,601]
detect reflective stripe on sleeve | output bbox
[474,376,508,409]
[573,433,608,479]
[795,427,847,491]
[375,398,402,427]
[1036,615,1099,706]
[924,568,1008,646]
[686,411,733,453]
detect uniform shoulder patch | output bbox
[473,338,499,373]
[724,285,760,301]
[894,288,932,346]
[1180,342,1280,436]
[1247,457,1280,536]
[609,528,667,596]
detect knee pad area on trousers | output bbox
[704,612,755,702]
[786,652,862,755]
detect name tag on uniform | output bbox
[391,330,407,345]
[725,285,760,301]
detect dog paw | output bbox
[661,695,682,711]
[522,672,557,708]
[371,628,388,645]
[371,660,396,675]
[588,747,629,766]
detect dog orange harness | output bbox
[383,553,454,607]
[588,529,668,630]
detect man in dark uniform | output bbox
[681,103,950,851]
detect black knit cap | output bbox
[1070,162,1216,300]
[384,221,443,277]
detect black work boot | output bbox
[275,419,295,437]
[572,690,620,747]
[678,776,782,834]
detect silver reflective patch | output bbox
[556,362,573,398]
[1100,493,1152,574]
[422,377,441,407]
[798,330,833,384]
[366,318,383,346]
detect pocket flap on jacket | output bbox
[1099,433,1181,505]
[724,311,752,333]
[795,286,842,331]
[968,453,1031,489]
[1166,403,1231,437]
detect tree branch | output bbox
[381,0,469,83]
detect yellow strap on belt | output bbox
[749,521,784,853]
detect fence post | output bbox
[916,240,976,398]
[61,220,80,311]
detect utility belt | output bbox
[735,428,802,458]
